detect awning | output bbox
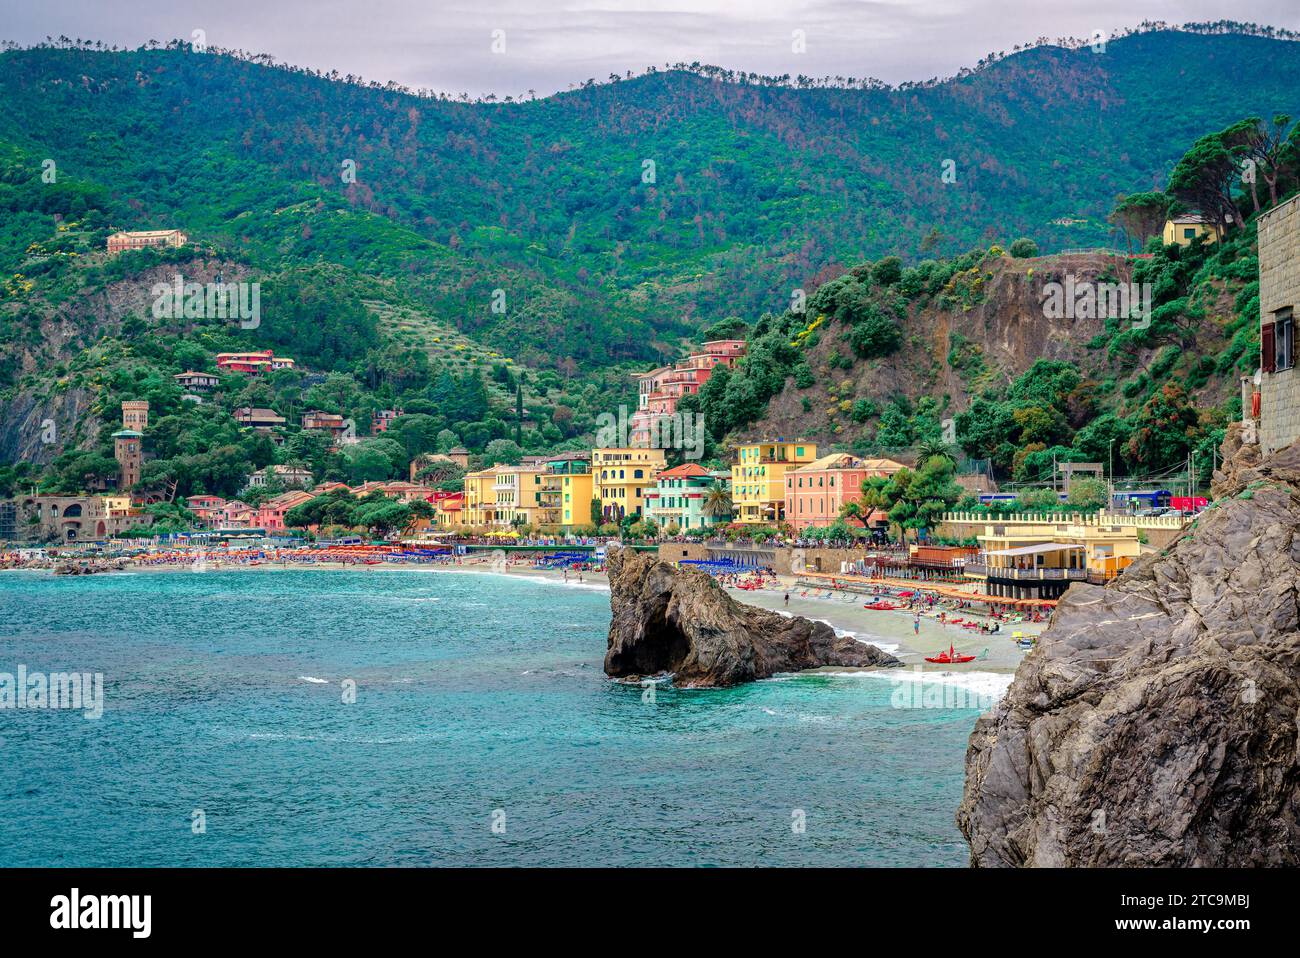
[984,542,1083,557]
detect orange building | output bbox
[784,454,907,531]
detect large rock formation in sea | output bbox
[958,426,1300,866]
[604,547,900,687]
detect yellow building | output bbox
[731,441,817,524]
[538,453,595,530]
[493,464,547,529]
[593,448,666,523]
[462,467,500,529]
[1163,214,1221,246]
[963,519,1142,599]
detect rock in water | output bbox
[604,547,900,687]
[958,431,1300,867]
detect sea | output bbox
[0,568,987,866]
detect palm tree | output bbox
[701,482,733,523]
[916,437,957,466]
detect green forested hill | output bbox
[2,27,1299,369]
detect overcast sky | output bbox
[5,0,1299,97]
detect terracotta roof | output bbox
[657,463,711,479]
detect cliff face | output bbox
[958,432,1300,866]
[743,251,1234,446]
[604,547,900,687]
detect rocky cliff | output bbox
[958,430,1300,866]
[604,547,900,687]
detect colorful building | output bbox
[249,465,314,489]
[1162,214,1221,247]
[630,340,747,445]
[216,351,295,375]
[643,463,726,532]
[371,408,404,434]
[462,467,500,528]
[186,495,227,528]
[7,495,151,541]
[784,454,906,531]
[538,453,594,530]
[256,491,315,532]
[491,464,548,528]
[593,448,666,522]
[962,519,1142,599]
[731,441,817,525]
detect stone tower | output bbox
[113,429,142,489]
[122,400,149,431]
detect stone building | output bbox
[1258,194,1300,454]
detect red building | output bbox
[784,454,906,531]
[216,351,295,375]
[630,340,746,445]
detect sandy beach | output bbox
[74,550,1040,682]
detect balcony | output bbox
[964,563,1087,581]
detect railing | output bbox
[941,511,1189,529]
[964,562,1087,581]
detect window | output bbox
[1183,227,1196,240]
[1278,310,1295,372]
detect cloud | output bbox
[6,0,1299,97]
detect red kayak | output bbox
[925,643,977,664]
[864,601,897,611]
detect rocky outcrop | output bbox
[958,437,1300,867]
[604,547,900,687]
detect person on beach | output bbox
[784,592,789,608]
[913,614,920,635]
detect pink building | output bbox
[256,491,315,531]
[186,495,227,528]
[784,455,907,531]
[630,340,747,445]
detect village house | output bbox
[629,340,747,446]
[371,408,404,434]
[233,407,287,430]
[216,350,295,375]
[106,229,187,255]
[642,463,727,533]
[248,465,314,489]
[173,370,219,391]
[537,452,593,530]
[7,494,152,541]
[185,495,227,528]
[1162,213,1222,246]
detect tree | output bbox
[1008,237,1038,258]
[1167,119,1258,235]
[1107,192,1173,251]
[483,438,523,465]
[1066,476,1108,510]
[701,482,733,522]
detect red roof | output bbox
[657,463,711,479]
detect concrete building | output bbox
[538,453,594,530]
[106,229,188,255]
[731,441,817,525]
[783,454,905,531]
[629,340,746,446]
[233,407,287,430]
[961,519,1142,599]
[643,463,725,532]
[8,495,152,541]
[462,467,500,528]
[1258,193,1300,454]
[593,448,666,522]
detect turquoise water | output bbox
[0,569,978,866]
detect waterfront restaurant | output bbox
[962,520,1140,599]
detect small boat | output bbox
[925,644,977,664]
[863,601,897,611]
